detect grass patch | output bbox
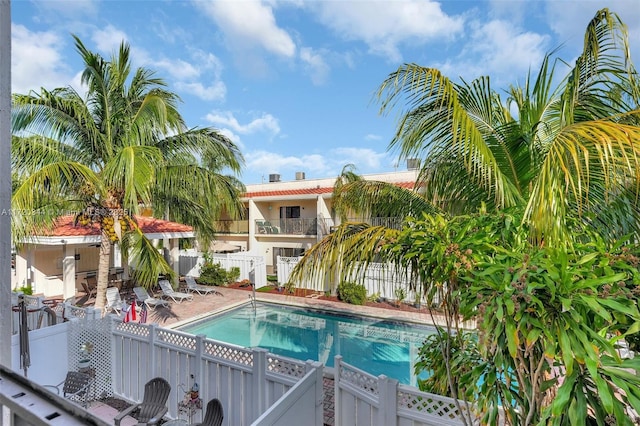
[267,275,278,282]
[257,285,277,292]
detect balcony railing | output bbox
[214,219,249,234]
[256,218,328,236]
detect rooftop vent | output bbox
[269,174,281,183]
[407,158,420,170]
[295,171,306,180]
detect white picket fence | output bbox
[110,319,321,424]
[277,256,429,305]
[334,356,470,426]
[180,251,268,289]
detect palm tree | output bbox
[291,8,640,289]
[11,36,244,311]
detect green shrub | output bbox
[337,281,367,305]
[228,267,240,283]
[17,285,33,295]
[198,262,228,286]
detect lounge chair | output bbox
[104,287,126,315]
[133,286,169,309]
[158,279,193,303]
[114,377,170,426]
[81,276,97,299]
[44,371,93,408]
[185,276,220,296]
[193,398,224,426]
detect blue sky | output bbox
[11,0,640,185]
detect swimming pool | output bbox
[179,302,433,385]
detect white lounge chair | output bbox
[158,279,193,303]
[133,286,169,309]
[104,287,126,314]
[185,276,220,296]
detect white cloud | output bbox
[332,147,388,169]
[155,58,201,80]
[299,47,330,85]
[175,81,227,102]
[244,146,390,182]
[365,134,382,141]
[91,25,128,53]
[195,1,296,58]
[312,0,464,62]
[205,111,280,136]
[436,19,549,86]
[11,24,74,94]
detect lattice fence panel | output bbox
[157,328,197,350]
[340,362,379,396]
[203,340,253,367]
[68,317,113,399]
[267,355,306,379]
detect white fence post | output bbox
[306,360,324,426]
[378,375,398,426]
[149,324,158,378]
[253,347,267,419]
[334,355,342,426]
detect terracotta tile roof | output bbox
[243,181,415,198]
[244,186,334,198]
[46,215,193,237]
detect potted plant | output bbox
[78,342,94,369]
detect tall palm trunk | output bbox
[94,229,112,313]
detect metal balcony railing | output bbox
[256,218,321,236]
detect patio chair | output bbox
[114,377,171,426]
[43,371,93,408]
[193,398,224,426]
[133,286,169,309]
[81,275,97,299]
[185,276,220,296]
[104,287,126,315]
[158,279,193,303]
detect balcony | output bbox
[256,218,332,236]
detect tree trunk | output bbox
[93,230,112,313]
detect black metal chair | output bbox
[193,398,224,426]
[44,371,93,408]
[114,377,171,426]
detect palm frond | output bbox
[122,224,175,289]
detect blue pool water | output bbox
[179,303,433,385]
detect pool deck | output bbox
[143,286,447,329]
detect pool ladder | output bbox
[248,284,256,313]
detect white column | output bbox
[62,244,77,299]
[113,243,122,268]
[248,199,258,252]
[169,239,180,284]
[15,249,28,290]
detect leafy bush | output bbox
[227,267,240,283]
[337,281,367,305]
[16,285,33,295]
[197,252,237,286]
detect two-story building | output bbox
[213,166,419,274]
